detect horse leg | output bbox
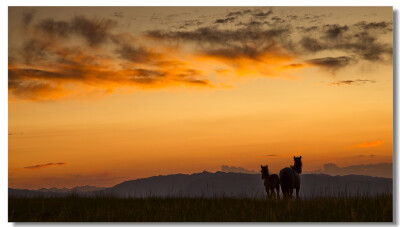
[271,188,276,199]
[276,186,280,199]
[289,188,293,199]
[266,189,270,200]
[296,187,300,200]
[282,187,287,199]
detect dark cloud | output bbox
[235,21,268,27]
[147,18,391,66]
[20,38,49,64]
[300,37,326,52]
[35,15,117,47]
[22,10,35,26]
[306,56,357,70]
[176,20,203,29]
[145,26,291,50]
[178,79,210,86]
[226,9,253,17]
[328,79,376,86]
[271,16,285,23]
[70,16,117,47]
[204,45,270,60]
[113,11,123,18]
[221,165,257,174]
[305,163,392,178]
[113,43,154,63]
[323,24,349,39]
[129,68,166,84]
[252,10,273,19]
[8,77,63,101]
[343,32,392,61]
[296,26,318,32]
[356,21,392,31]
[8,62,210,100]
[215,17,236,24]
[302,14,321,22]
[9,68,84,81]
[146,25,295,76]
[24,162,66,170]
[300,22,392,62]
[286,15,298,20]
[36,18,71,38]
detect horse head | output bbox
[261,165,269,179]
[292,156,302,174]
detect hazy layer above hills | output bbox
[303,163,392,178]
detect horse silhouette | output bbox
[279,156,302,199]
[261,165,280,199]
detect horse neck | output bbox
[263,172,270,181]
[292,164,302,174]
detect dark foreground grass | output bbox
[9,195,392,222]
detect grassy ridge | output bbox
[9,195,392,222]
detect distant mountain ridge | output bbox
[37,185,106,193]
[9,171,392,198]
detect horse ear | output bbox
[300,156,302,159]
[293,156,295,160]
[261,165,263,168]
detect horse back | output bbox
[279,167,296,188]
[269,174,280,188]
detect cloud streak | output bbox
[306,56,357,71]
[328,79,375,86]
[24,162,66,170]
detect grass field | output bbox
[9,195,392,222]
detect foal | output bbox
[261,165,280,199]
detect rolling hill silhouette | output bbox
[9,171,392,198]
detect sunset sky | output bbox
[8,7,393,189]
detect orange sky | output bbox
[8,7,393,189]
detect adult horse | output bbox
[261,165,280,199]
[279,156,302,199]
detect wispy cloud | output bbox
[306,56,357,71]
[24,162,66,170]
[355,154,375,158]
[263,153,298,157]
[351,140,384,148]
[328,79,375,86]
